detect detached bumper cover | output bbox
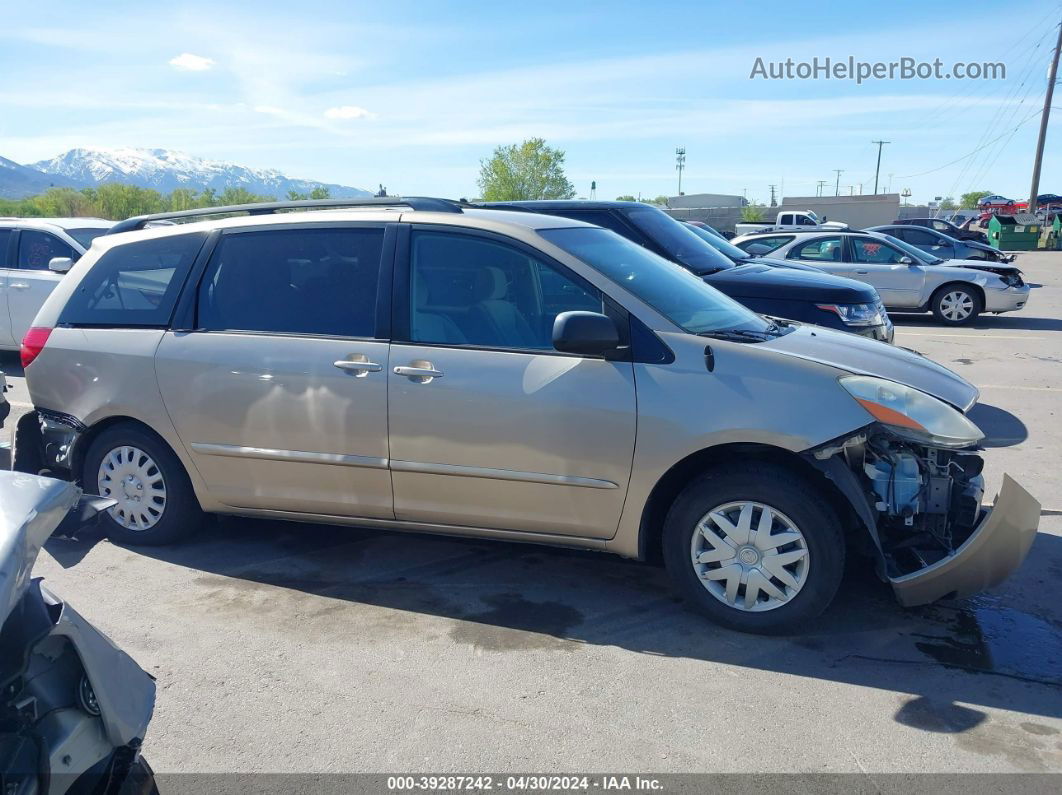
[889,474,1040,606]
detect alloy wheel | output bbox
[690,501,810,612]
[97,445,167,531]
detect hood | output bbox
[704,263,878,303]
[936,259,1022,277]
[0,472,81,625]
[762,325,979,411]
[747,256,828,273]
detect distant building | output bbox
[778,194,900,228]
[667,193,747,209]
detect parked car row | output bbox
[730,228,1029,325]
[7,197,1040,637]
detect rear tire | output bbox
[931,284,981,325]
[82,424,202,545]
[662,465,845,634]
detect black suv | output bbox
[480,201,893,342]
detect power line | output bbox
[895,107,1044,179]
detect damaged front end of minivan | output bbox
[805,376,1040,606]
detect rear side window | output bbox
[197,227,384,337]
[18,230,76,270]
[736,235,792,255]
[59,233,206,327]
[791,236,843,261]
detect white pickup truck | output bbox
[734,210,848,237]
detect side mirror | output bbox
[552,311,620,356]
[899,256,914,265]
[48,257,73,273]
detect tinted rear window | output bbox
[59,233,206,327]
[66,227,111,249]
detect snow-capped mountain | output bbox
[0,155,82,199]
[29,147,371,198]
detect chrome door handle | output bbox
[9,282,29,289]
[394,364,444,382]
[333,357,382,377]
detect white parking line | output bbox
[899,333,1046,340]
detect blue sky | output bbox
[1,0,1060,204]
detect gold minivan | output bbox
[17,198,1040,633]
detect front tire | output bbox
[931,284,981,325]
[82,424,202,545]
[662,465,845,634]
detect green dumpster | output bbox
[1053,214,1062,250]
[988,213,1040,251]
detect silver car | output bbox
[0,217,113,350]
[731,229,1030,325]
[16,198,1040,634]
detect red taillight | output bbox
[20,327,52,368]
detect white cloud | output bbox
[169,53,215,72]
[324,105,376,120]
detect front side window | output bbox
[198,227,383,337]
[902,228,940,246]
[851,237,908,264]
[790,237,842,262]
[539,227,767,335]
[59,233,206,327]
[18,230,76,270]
[409,231,601,349]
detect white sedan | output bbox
[730,229,1029,325]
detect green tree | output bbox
[286,189,309,201]
[960,191,992,210]
[741,204,766,222]
[615,194,636,202]
[167,188,199,211]
[477,137,576,201]
[939,196,957,211]
[309,186,331,199]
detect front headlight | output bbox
[816,302,882,327]
[840,375,984,448]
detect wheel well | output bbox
[931,280,985,308]
[72,416,176,483]
[637,443,856,564]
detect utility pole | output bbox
[816,180,827,197]
[675,147,686,196]
[833,169,844,196]
[872,140,890,194]
[1028,18,1062,213]
[887,173,894,193]
[768,185,777,207]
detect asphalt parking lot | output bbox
[5,251,1061,775]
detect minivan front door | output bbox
[155,224,395,518]
[387,228,636,539]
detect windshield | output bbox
[66,227,110,249]
[684,223,751,261]
[622,207,735,275]
[539,227,769,335]
[875,233,944,264]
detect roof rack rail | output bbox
[107,196,464,235]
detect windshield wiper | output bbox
[698,327,776,343]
